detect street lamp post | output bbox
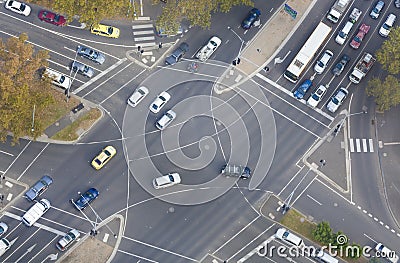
[227,26,246,64]
[31,104,36,132]
[334,110,367,136]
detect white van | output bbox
[379,14,396,37]
[43,68,71,89]
[335,21,353,45]
[275,228,304,247]
[22,199,51,227]
[313,249,339,263]
[0,238,11,257]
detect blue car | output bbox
[25,175,53,201]
[73,188,99,210]
[293,79,312,99]
[241,8,261,29]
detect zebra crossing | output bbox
[132,23,156,48]
[349,138,374,153]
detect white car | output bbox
[314,50,333,74]
[307,85,327,107]
[0,223,8,237]
[5,0,31,16]
[149,91,171,114]
[375,243,399,263]
[326,87,348,113]
[153,173,181,189]
[56,229,80,251]
[275,228,304,247]
[195,36,222,62]
[156,110,176,130]
[127,86,149,107]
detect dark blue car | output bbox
[25,175,53,201]
[73,188,99,210]
[241,8,261,29]
[293,79,312,99]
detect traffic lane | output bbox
[122,188,264,261]
[0,138,31,174]
[294,179,400,251]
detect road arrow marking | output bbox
[274,50,291,64]
[15,244,36,263]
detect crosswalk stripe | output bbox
[134,36,155,41]
[136,42,156,47]
[362,139,367,152]
[133,30,154,35]
[356,139,361,152]
[369,139,374,152]
[350,138,354,152]
[132,24,153,29]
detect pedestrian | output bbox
[263,66,269,72]
[159,42,163,49]
[257,48,261,53]
[140,49,144,55]
[137,46,141,52]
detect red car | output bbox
[350,23,370,49]
[38,10,66,26]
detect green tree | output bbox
[155,0,254,32]
[312,221,333,245]
[53,0,134,26]
[376,27,400,75]
[366,75,400,112]
[0,33,53,143]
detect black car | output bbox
[332,54,350,76]
[72,188,99,210]
[165,42,189,65]
[241,8,261,29]
[25,175,53,201]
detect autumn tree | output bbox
[376,27,400,75]
[0,33,53,143]
[155,0,254,34]
[366,76,400,112]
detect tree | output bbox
[376,27,400,75]
[366,75,400,112]
[0,33,53,143]
[155,0,254,32]
[312,221,333,245]
[53,0,135,26]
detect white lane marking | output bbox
[290,174,318,207]
[103,233,109,243]
[122,235,197,262]
[136,42,156,47]
[132,24,154,29]
[100,68,146,105]
[73,58,128,95]
[1,141,31,177]
[28,235,58,263]
[213,216,261,254]
[362,139,368,152]
[369,139,374,152]
[255,73,334,122]
[17,143,49,181]
[356,139,361,152]
[306,194,322,205]
[4,212,65,236]
[134,36,155,41]
[118,249,158,263]
[277,167,304,196]
[133,30,154,35]
[47,59,69,71]
[81,62,133,98]
[0,150,13,156]
[2,228,40,263]
[349,138,354,152]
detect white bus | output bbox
[284,22,332,83]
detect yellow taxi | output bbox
[91,145,117,170]
[90,24,120,38]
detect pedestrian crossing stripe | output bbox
[349,138,374,153]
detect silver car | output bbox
[326,87,348,113]
[153,173,181,189]
[77,46,105,64]
[127,86,149,107]
[156,110,176,130]
[71,61,94,78]
[56,229,80,251]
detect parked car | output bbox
[71,61,94,78]
[0,238,11,257]
[5,0,31,16]
[156,110,176,130]
[155,25,183,37]
[327,87,348,113]
[56,229,81,251]
[395,0,400,8]
[77,46,106,65]
[90,24,120,38]
[314,50,334,74]
[43,68,71,89]
[275,228,304,247]
[350,24,370,49]
[370,1,385,19]
[25,175,53,201]
[195,36,222,62]
[149,91,171,114]
[307,85,327,108]
[72,188,99,210]
[241,8,261,29]
[127,86,149,107]
[165,42,189,65]
[0,223,8,237]
[91,145,116,170]
[153,173,181,189]
[293,79,312,99]
[379,13,396,37]
[38,10,66,26]
[332,54,350,76]
[375,243,399,263]
[221,164,251,179]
